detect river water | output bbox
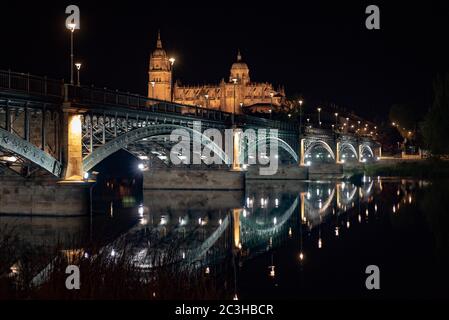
[1,176,448,299]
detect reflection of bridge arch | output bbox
[241,197,299,235]
[186,215,230,263]
[337,184,358,206]
[83,124,230,171]
[303,187,336,218]
[239,136,298,164]
[304,140,335,160]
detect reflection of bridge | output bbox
[116,180,378,268]
[0,70,380,179]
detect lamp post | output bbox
[240,102,243,114]
[232,78,238,124]
[169,57,175,101]
[205,94,209,108]
[317,107,322,127]
[298,99,303,134]
[150,81,155,98]
[334,112,338,131]
[68,23,76,85]
[75,62,81,86]
[270,92,274,120]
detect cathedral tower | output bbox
[148,31,173,101]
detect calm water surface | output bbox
[1,177,449,299]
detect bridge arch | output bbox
[360,144,374,160]
[304,140,336,161]
[239,136,298,164]
[83,124,230,172]
[339,142,358,161]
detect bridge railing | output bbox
[236,114,298,131]
[65,84,233,123]
[0,70,63,98]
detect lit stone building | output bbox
[148,32,285,114]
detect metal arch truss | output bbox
[239,136,299,164]
[83,124,231,172]
[0,127,62,177]
[303,138,336,160]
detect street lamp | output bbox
[270,92,274,120]
[204,94,209,108]
[75,62,82,86]
[169,57,176,101]
[150,81,155,98]
[67,22,76,85]
[334,112,338,130]
[240,102,243,113]
[298,99,304,134]
[317,107,322,127]
[232,78,238,124]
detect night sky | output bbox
[1,1,448,121]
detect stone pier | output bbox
[0,175,91,216]
[143,168,245,190]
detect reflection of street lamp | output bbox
[67,22,76,85]
[270,92,274,119]
[169,57,175,101]
[317,107,322,127]
[75,62,81,86]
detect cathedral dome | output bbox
[230,50,250,83]
[230,50,249,71]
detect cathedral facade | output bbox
[148,32,285,114]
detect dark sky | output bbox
[1,1,448,121]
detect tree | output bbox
[421,74,449,156]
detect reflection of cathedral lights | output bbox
[408,195,412,204]
[397,189,401,196]
[205,267,210,274]
[365,209,369,217]
[358,214,362,223]
[335,227,339,236]
[299,251,305,261]
[318,238,323,249]
[374,204,378,212]
[392,205,396,213]
[346,220,351,228]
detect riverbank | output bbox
[346,159,449,179]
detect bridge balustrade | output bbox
[0,70,63,98]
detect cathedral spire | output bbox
[156,30,162,49]
[237,49,242,62]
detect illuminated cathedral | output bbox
[148,31,286,114]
